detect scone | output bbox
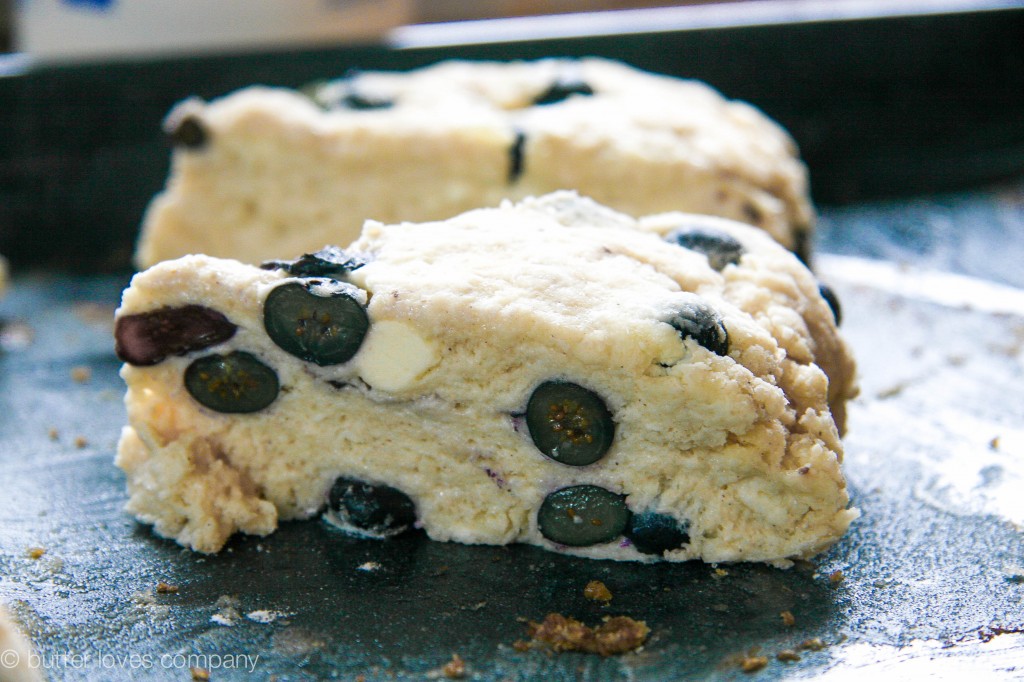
[135,58,814,268]
[115,193,856,566]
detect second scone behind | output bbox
[136,58,815,268]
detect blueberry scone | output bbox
[135,58,814,268]
[116,193,856,565]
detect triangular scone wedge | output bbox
[116,192,856,566]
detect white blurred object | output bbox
[0,603,43,682]
[14,0,413,62]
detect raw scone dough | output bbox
[135,58,814,268]
[116,193,856,565]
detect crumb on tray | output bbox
[442,653,467,679]
[740,654,769,673]
[799,638,826,651]
[518,612,649,656]
[583,580,613,603]
[70,366,92,383]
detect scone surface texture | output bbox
[136,58,814,267]
[117,193,856,565]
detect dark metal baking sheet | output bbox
[2,182,1024,680]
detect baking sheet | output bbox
[2,183,1023,680]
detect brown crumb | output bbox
[876,383,906,400]
[190,667,210,681]
[156,582,179,594]
[512,640,531,652]
[47,427,59,441]
[441,653,467,679]
[355,676,366,682]
[989,436,1001,450]
[27,547,46,559]
[525,613,649,656]
[712,567,729,579]
[828,570,845,585]
[976,624,1024,643]
[799,638,826,651]
[780,610,795,627]
[777,650,801,662]
[740,655,769,673]
[73,435,89,449]
[583,580,612,603]
[70,366,92,383]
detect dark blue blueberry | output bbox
[261,246,368,279]
[626,511,690,555]
[818,283,842,326]
[167,114,207,149]
[263,279,369,366]
[532,76,594,106]
[327,477,416,537]
[303,74,394,111]
[508,129,526,183]
[184,352,279,414]
[526,381,615,466]
[664,225,744,271]
[337,91,393,110]
[538,485,630,547]
[115,305,236,366]
[667,301,729,356]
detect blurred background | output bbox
[1,0,1022,270]
[2,1,748,59]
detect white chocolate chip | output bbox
[356,320,438,392]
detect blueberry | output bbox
[664,225,744,271]
[818,283,842,326]
[184,352,279,413]
[667,301,729,356]
[626,511,690,555]
[304,75,394,110]
[263,280,369,366]
[538,485,630,547]
[532,76,594,106]
[261,246,369,279]
[508,129,526,183]
[327,477,416,537]
[526,381,615,466]
[338,91,394,111]
[167,114,207,149]
[115,305,237,366]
